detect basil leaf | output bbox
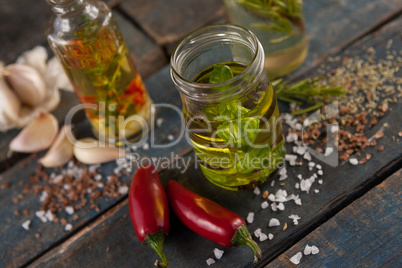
[209,65,234,84]
[217,117,261,149]
[218,101,250,120]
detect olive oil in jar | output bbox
[184,62,285,190]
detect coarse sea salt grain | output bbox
[253,187,261,195]
[156,118,164,127]
[277,203,285,211]
[259,233,268,242]
[213,248,224,259]
[268,233,274,240]
[300,179,312,193]
[168,135,174,141]
[325,147,334,156]
[35,211,47,223]
[45,210,54,222]
[206,258,215,266]
[314,189,320,193]
[304,245,312,255]
[303,152,312,161]
[261,201,269,209]
[279,168,287,175]
[65,223,73,231]
[349,158,359,165]
[143,143,149,150]
[311,245,319,255]
[279,174,288,181]
[254,228,262,238]
[271,203,277,211]
[94,174,102,181]
[285,154,297,161]
[296,146,306,155]
[295,198,302,206]
[269,218,280,227]
[118,185,129,195]
[271,180,275,187]
[268,194,276,202]
[65,206,74,215]
[247,212,254,224]
[318,170,323,176]
[295,183,300,189]
[289,214,301,225]
[22,220,31,230]
[316,164,322,169]
[318,179,323,184]
[290,252,302,265]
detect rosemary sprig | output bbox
[272,77,345,115]
[236,0,304,36]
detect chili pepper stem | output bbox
[231,224,262,263]
[143,231,168,268]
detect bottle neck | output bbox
[47,0,86,16]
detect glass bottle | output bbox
[171,24,285,191]
[224,0,308,79]
[46,0,153,144]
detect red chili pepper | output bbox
[167,180,262,263]
[129,165,169,267]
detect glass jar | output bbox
[46,0,153,145]
[224,0,308,78]
[171,24,285,191]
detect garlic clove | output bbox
[16,46,48,77]
[9,112,58,153]
[4,64,47,106]
[73,138,126,164]
[39,125,74,167]
[0,63,21,124]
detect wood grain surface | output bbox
[27,17,402,268]
[266,169,402,268]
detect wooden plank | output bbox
[0,8,166,172]
[0,67,192,268]
[266,169,402,268]
[119,0,227,53]
[290,0,402,79]
[28,18,402,268]
[113,11,167,79]
[120,0,401,68]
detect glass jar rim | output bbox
[170,24,262,102]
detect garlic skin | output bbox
[4,64,47,106]
[74,138,126,164]
[0,63,21,124]
[9,112,58,153]
[16,46,48,77]
[39,125,74,167]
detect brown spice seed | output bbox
[1,182,11,189]
[378,145,384,152]
[375,131,384,139]
[262,191,269,199]
[283,223,288,231]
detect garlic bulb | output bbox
[39,125,74,167]
[74,138,126,164]
[4,64,47,106]
[0,63,21,124]
[9,112,58,153]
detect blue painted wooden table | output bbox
[0,0,401,267]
